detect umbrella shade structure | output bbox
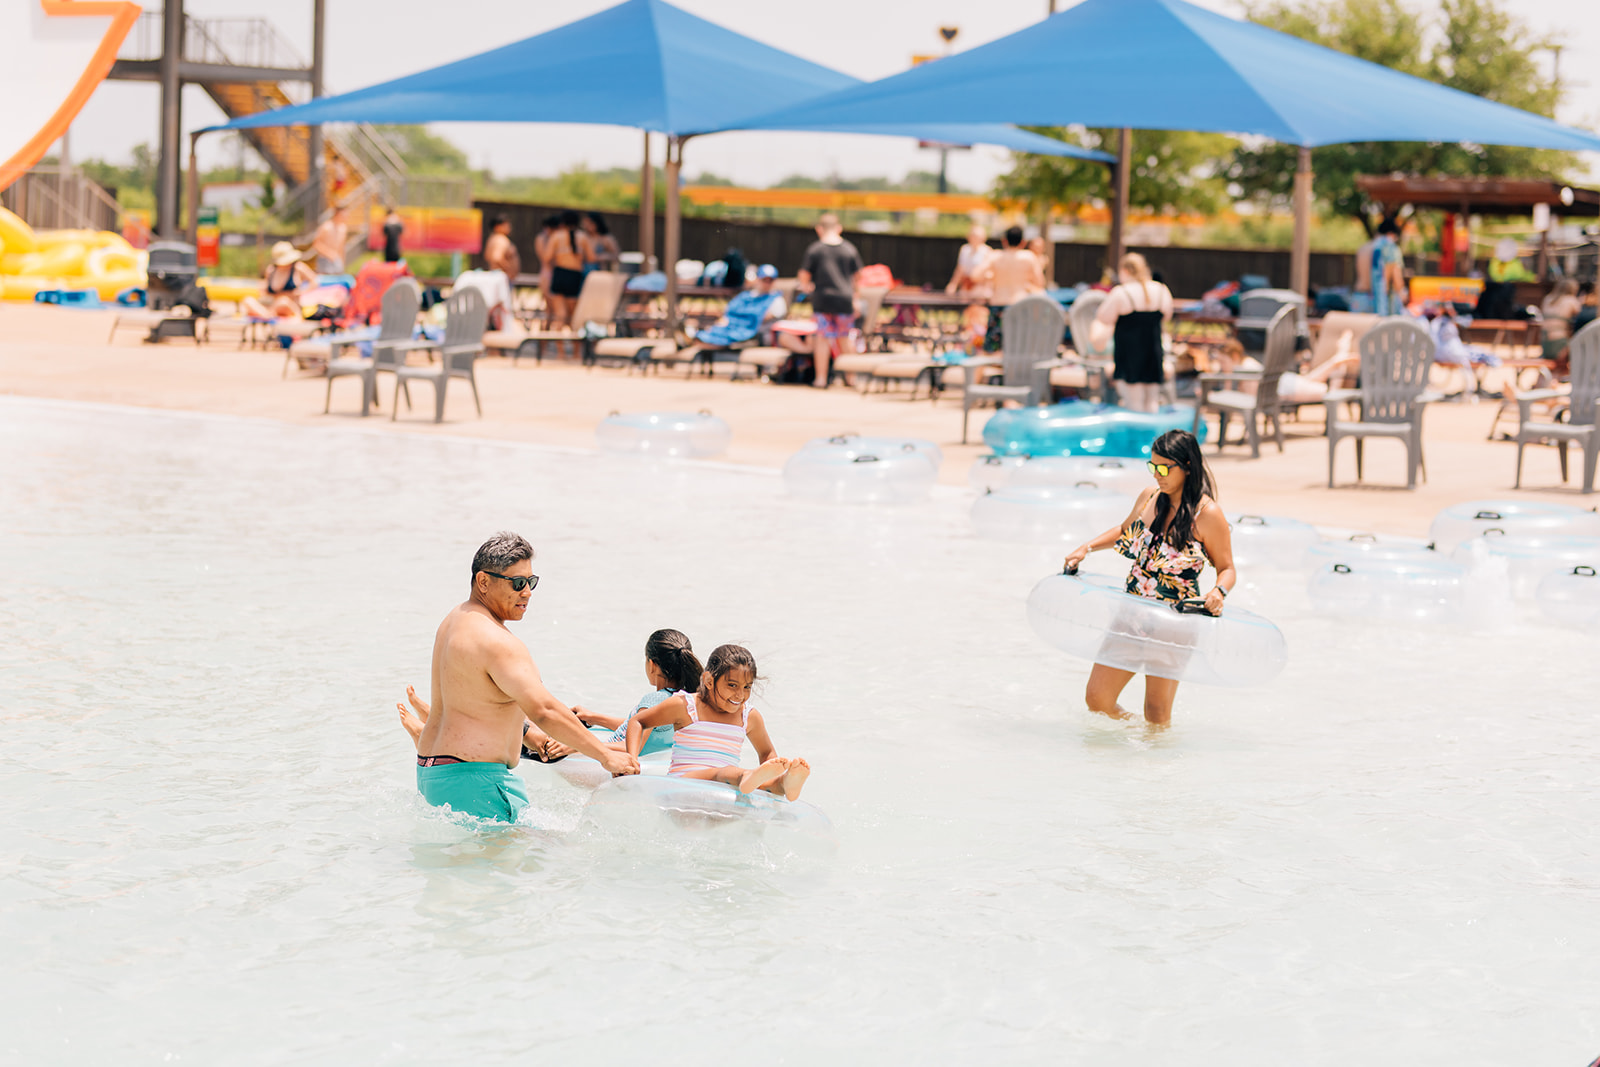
[214,0,1106,158]
[210,0,1108,323]
[733,0,1600,294]
[734,0,1600,152]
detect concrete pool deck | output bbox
[2,301,1590,539]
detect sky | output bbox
[67,0,1600,189]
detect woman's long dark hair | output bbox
[644,629,702,692]
[1149,429,1216,548]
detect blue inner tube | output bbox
[983,400,1205,458]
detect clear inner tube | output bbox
[595,410,731,458]
[783,435,938,505]
[579,774,837,845]
[1026,571,1287,687]
[968,454,1152,496]
[1535,564,1600,625]
[1307,558,1466,623]
[1304,533,1439,569]
[1226,513,1322,571]
[1428,500,1600,552]
[1450,533,1600,600]
[971,486,1134,544]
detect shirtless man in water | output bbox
[412,532,638,822]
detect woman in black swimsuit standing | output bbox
[1091,252,1173,413]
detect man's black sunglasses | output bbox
[483,571,540,592]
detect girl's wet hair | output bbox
[703,644,757,685]
[644,628,702,692]
[1149,429,1216,548]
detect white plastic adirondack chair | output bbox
[961,294,1067,443]
[1515,319,1600,493]
[1325,319,1438,489]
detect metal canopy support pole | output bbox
[186,132,201,246]
[1107,127,1131,276]
[157,0,184,238]
[1290,145,1313,297]
[663,136,684,334]
[1035,201,1054,286]
[309,0,327,220]
[639,132,655,270]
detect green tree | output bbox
[372,125,472,174]
[993,128,1234,217]
[1229,0,1574,233]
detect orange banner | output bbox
[367,206,482,254]
[1410,276,1484,304]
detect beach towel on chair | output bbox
[692,290,780,348]
[344,261,413,326]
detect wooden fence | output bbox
[473,199,1356,299]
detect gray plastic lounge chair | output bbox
[1325,319,1439,489]
[1066,290,1113,401]
[1514,319,1600,493]
[482,271,626,365]
[1236,288,1307,357]
[1191,305,1297,457]
[393,286,486,423]
[325,279,423,417]
[961,293,1067,443]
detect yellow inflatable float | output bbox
[0,206,147,301]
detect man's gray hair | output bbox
[471,531,533,578]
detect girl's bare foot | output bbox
[738,757,789,795]
[397,685,428,747]
[780,757,810,801]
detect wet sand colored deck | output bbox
[2,301,1588,537]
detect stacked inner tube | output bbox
[783,434,940,504]
[1027,570,1287,687]
[971,485,1133,544]
[595,410,731,458]
[1536,565,1600,625]
[1227,514,1322,571]
[1305,534,1439,570]
[1307,557,1466,623]
[1429,500,1600,551]
[968,454,1151,496]
[1450,533,1600,600]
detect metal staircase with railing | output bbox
[113,12,463,253]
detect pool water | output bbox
[2,397,1597,1064]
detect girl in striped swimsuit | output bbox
[625,644,810,801]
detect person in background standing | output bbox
[484,215,520,280]
[533,215,559,326]
[979,225,1047,352]
[1092,252,1173,413]
[382,207,405,264]
[543,211,590,330]
[1371,220,1405,317]
[312,205,348,275]
[946,224,995,351]
[582,212,620,273]
[797,213,862,388]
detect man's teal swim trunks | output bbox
[416,757,528,822]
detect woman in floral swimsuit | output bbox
[1061,429,1237,726]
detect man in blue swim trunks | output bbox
[415,532,638,821]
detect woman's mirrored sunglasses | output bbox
[1147,461,1175,477]
[484,571,540,592]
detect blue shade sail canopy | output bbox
[731,0,1600,152]
[211,0,1110,161]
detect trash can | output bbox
[146,241,197,311]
